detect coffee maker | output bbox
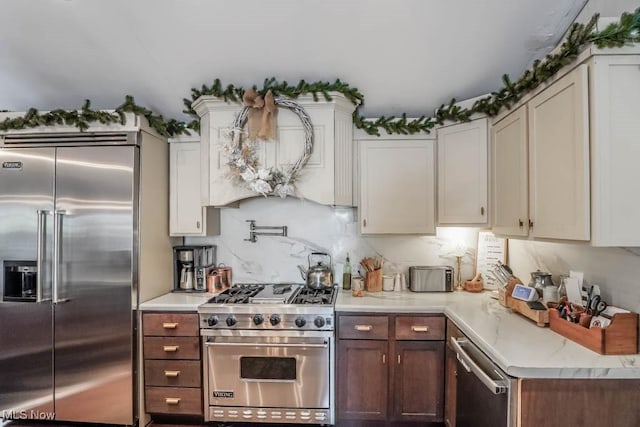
[173,245,216,292]
[3,260,38,302]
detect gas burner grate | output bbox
[293,287,336,305]
[208,284,264,304]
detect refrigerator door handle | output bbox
[36,209,51,303]
[53,210,68,304]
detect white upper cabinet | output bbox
[436,118,488,225]
[589,53,640,246]
[169,137,219,236]
[359,139,435,234]
[491,105,529,237]
[490,48,640,246]
[192,93,356,207]
[528,64,590,241]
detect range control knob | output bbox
[207,316,219,327]
[253,314,264,325]
[295,317,307,328]
[226,316,237,327]
[269,314,281,326]
[314,316,326,328]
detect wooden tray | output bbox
[549,308,639,355]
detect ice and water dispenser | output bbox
[3,261,37,302]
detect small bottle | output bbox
[342,254,352,290]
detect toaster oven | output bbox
[408,266,454,292]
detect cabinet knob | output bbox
[363,219,367,227]
[162,322,178,329]
[518,219,524,228]
[163,345,179,352]
[397,354,401,365]
[382,354,386,364]
[164,370,181,378]
[354,324,373,332]
[196,221,201,229]
[529,219,534,229]
[480,206,485,216]
[411,325,429,333]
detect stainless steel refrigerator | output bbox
[0,115,174,425]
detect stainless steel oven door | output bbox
[204,334,330,409]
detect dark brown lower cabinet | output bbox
[337,313,445,425]
[337,339,389,420]
[393,341,444,422]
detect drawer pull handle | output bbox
[354,325,373,332]
[162,322,179,329]
[163,345,179,352]
[164,370,181,377]
[165,397,181,405]
[411,326,429,332]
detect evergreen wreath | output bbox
[222,96,313,198]
[0,8,638,137]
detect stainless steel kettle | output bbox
[298,252,334,289]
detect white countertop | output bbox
[140,291,213,311]
[336,289,640,379]
[139,289,640,379]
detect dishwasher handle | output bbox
[450,337,508,395]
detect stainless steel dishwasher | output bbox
[450,336,517,427]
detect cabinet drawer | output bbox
[395,316,445,340]
[143,312,199,336]
[339,316,389,340]
[145,386,202,415]
[145,360,201,387]
[144,336,200,360]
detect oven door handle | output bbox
[205,340,328,349]
[451,337,508,395]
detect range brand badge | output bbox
[213,391,234,398]
[2,161,23,170]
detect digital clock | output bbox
[511,284,538,301]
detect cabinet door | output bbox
[444,344,457,427]
[491,105,529,236]
[528,65,590,240]
[170,141,205,235]
[359,140,435,234]
[337,340,388,421]
[437,119,489,224]
[393,341,444,422]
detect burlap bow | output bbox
[242,88,277,140]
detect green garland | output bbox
[0,8,639,137]
[0,96,190,137]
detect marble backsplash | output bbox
[509,240,640,313]
[185,197,480,286]
[186,197,640,313]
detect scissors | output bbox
[589,295,608,316]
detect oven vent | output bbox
[1,132,133,146]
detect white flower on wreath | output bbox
[240,168,256,182]
[256,168,272,181]
[251,179,272,196]
[274,182,294,198]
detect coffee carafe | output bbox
[179,263,194,290]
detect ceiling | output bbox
[0,0,631,123]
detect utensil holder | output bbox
[365,269,382,292]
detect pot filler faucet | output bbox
[244,220,288,243]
